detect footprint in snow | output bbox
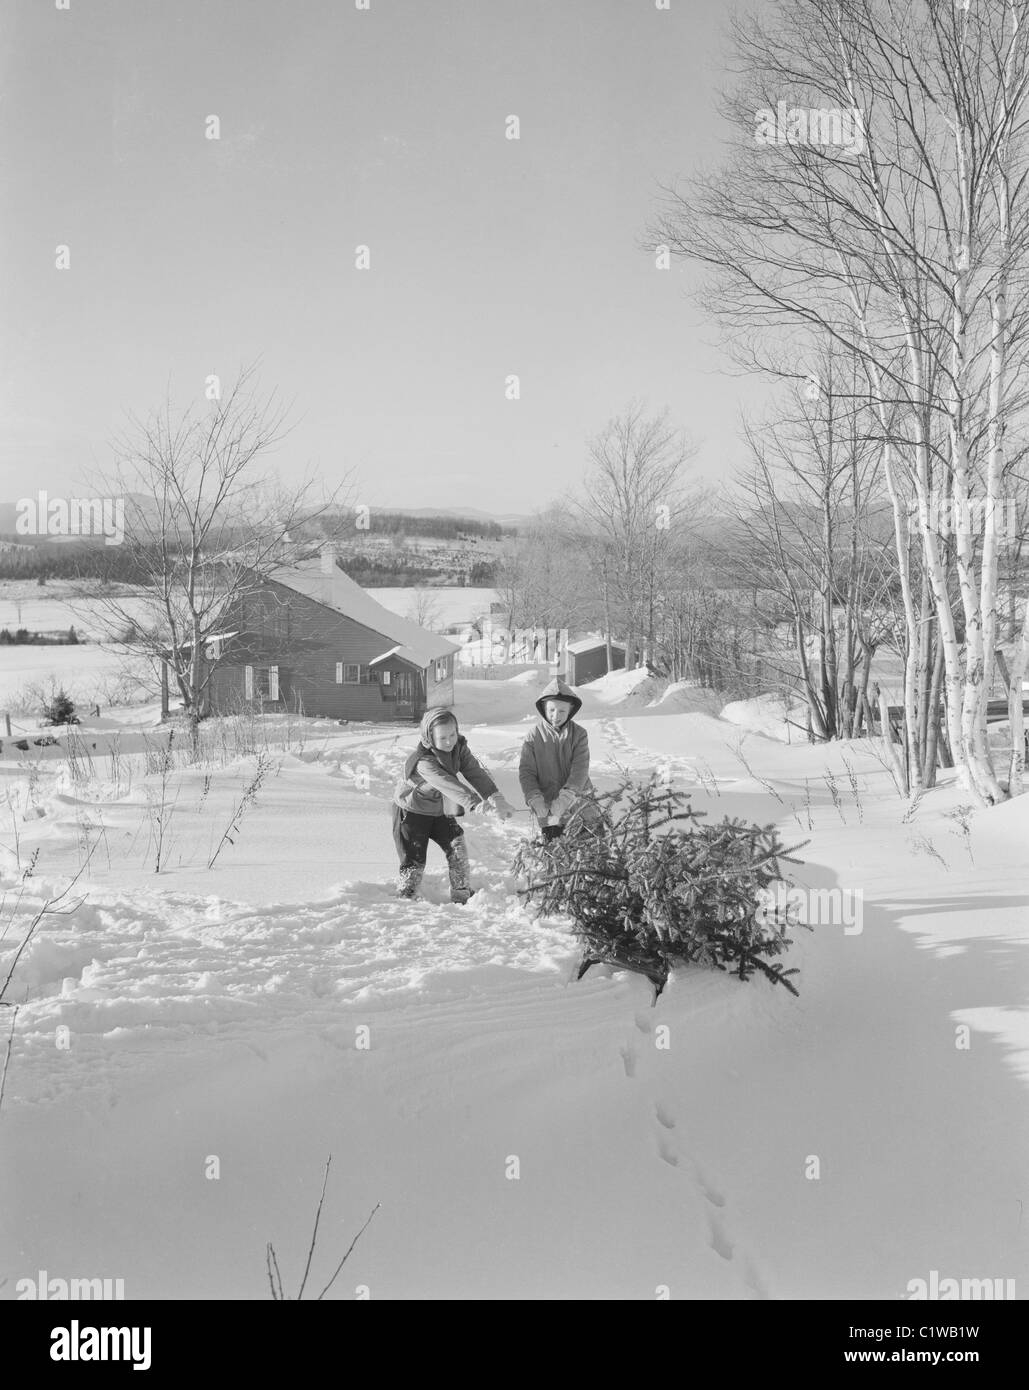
[707,1211,734,1261]
[649,1101,767,1292]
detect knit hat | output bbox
[418,706,459,747]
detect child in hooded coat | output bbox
[392,706,514,901]
[518,676,600,838]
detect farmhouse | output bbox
[162,551,459,722]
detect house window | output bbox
[434,657,449,682]
[381,669,391,686]
[337,662,377,685]
[244,665,279,701]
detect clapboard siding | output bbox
[203,579,455,722]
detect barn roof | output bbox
[265,560,459,666]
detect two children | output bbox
[392,677,596,901]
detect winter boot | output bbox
[446,837,474,904]
[396,863,424,900]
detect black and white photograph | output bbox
[1,0,1027,1344]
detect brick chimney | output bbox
[320,543,337,575]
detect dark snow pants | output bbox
[392,806,472,902]
[392,807,464,867]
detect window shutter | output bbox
[244,665,254,700]
[335,662,343,684]
[269,666,279,701]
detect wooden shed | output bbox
[565,637,626,687]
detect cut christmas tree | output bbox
[513,775,808,1001]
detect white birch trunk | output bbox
[1007,598,1029,795]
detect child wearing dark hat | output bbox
[518,676,599,839]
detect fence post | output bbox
[2,711,10,737]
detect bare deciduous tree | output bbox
[407,587,445,632]
[570,402,701,670]
[82,365,352,747]
[729,356,898,744]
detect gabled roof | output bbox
[264,559,459,666]
[369,644,428,667]
[567,636,626,654]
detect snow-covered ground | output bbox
[0,672,1026,1299]
[366,586,496,629]
[0,584,154,640]
[0,583,495,640]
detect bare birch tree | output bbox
[649,0,1029,801]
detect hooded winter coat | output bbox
[393,707,499,818]
[518,676,596,818]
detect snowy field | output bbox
[0,668,1026,1299]
[365,586,497,628]
[0,583,495,641]
[0,583,154,641]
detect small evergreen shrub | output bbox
[513,776,809,994]
[41,688,79,727]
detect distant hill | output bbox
[0,495,530,546]
[380,506,531,529]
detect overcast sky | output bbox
[1,0,768,516]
